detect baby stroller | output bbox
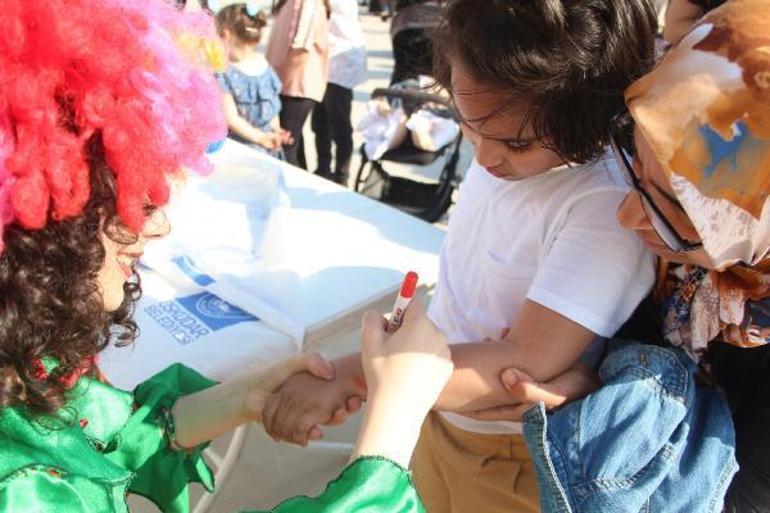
[353,86,463,223]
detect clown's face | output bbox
[96,208,170,311]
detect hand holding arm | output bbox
[463,363,600,422]
[172,353,333,449]
[432,300,597,413]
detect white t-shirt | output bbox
[428,155,655,434]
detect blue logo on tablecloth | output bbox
[145,292,258,345]
[177,293,257,330]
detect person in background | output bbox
[310,0,367,185]
[664,0,726,45]
[216,4,293,158]
[267,0,331,169]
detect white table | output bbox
[100,139,445,512]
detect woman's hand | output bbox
[351,302,453,467]
[243,353,335,424]
[173,353,333,449]
[463,363,599,422]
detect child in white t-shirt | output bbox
[259,1,659,511]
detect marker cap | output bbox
[399,271,419,299]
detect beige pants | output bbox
[411,412,540,513]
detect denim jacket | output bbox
[522,340,738,513]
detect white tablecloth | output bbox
[101,139,444,389]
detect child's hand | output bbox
[241,352,334,423]
[277,127,294,145]
[261,360,366,446]
[172,352,334,449]
[350,303,453,466]
[361,302,452,421]
[257,131,283,151]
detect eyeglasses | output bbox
[609,114,702,253]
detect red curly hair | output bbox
[0,0,226,248]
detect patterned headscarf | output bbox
[625,0,770,359]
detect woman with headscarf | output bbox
[474,2,770,511]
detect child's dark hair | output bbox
[216,4,269,45]
[434,0,658,164]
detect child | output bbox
[261,1,658,511]
[215,4,292,157]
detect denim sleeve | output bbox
[523,340,737,513]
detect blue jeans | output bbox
[523,340,737,513]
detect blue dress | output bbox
[216,64,283,157]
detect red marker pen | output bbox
[387,271,419,333]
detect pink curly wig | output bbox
[0,0,227,251]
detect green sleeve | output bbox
[0,467,111,513]
[246,457,425,513]
[107,364,218,513]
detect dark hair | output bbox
[216,4,269,45]
[433,0,658,164]
[0,134,141,416]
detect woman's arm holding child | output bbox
[431,300,597,412]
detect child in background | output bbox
[261,2,659,511]
[215,4,292,157]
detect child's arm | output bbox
[261,301,596,445]
[262,188,654,445]
[664,0,705,45]
[432,299,597,412]
[221,93,281,150]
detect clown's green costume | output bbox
[0,365,424,513]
